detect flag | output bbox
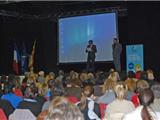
[13,43,20,74]
[21,43,28,74]
[28,40,36,72]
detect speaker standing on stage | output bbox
[86,40,97,72]
[112,38,122,72]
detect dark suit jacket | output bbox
[86,44,97,62]
[0,99,15,118]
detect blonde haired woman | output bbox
[44,96,84,120]
[103,82,135,120]
[108,71,120,82]
[95,79,116,104]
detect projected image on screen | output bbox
[58,13,117,63]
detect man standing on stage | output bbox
[112,38,122,72]
[86,40,97,72]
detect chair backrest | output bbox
[99,103,107,119]
[0,108,7,120]
[9,109,36,120]
[67,96,79,104]
[131,94,140,107]
[0,99,15,118]
[18,100,42,116]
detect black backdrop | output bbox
[0,2,160,78]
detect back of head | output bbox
[136,80,149,93]
[47,96,84,120]
[114,82,127,100]
[127,71,136,78]
[125,78,136,92]
[139,89,155,120]
[139,88,154,106]
[83,85,94,97]
[102,79,116,93]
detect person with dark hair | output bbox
[123,88,160,120]
[77,85,101,120]
[86,40,97,72]
[112,38,122,72]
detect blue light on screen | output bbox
[59,13,118,63]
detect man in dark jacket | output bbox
[86,40,97,72]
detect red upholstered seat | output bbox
[0,108,7,120]
[99,103,107,119]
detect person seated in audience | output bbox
[80,72,89,87]
[146,69,156,87]
[0,75,7,97]
[95,78,116,104]
[64,78,82,100]
[125,78,136,100]
[77,85,101,120]
[87,72,96,85]
[13,76,23,97]
[37,71,45,84]
[108,71,120,82]
[38,82,48,97]
[93,81,104,97]
[42,81,65,111]
[24,85,37,99]
[1,84,23,108]
[104,82,135,120]
[56,70,65,82]
[21,77,28,95]
[122,88,160,120]
[127,71,138,81]
[27,73,36,86]
[18,83,43,117]
[131,80,150,107]
[38,96,84,120]
[150,83,160,112]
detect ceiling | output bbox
[0,1,127,19]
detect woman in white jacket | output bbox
[123,88,160,120]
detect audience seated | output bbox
[0,68,159,120]
[104,82,135,120]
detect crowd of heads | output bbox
[0,67,160,120]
